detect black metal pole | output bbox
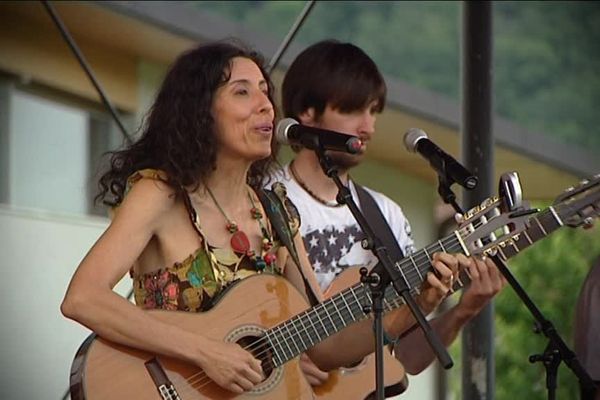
[42,0,132,145]
[461,2,495,400]
[266,0,316,74]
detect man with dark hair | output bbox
[276,39,505,388]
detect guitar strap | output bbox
[354,182,417,344]
[257,185,321,307]
[354,182,405,263]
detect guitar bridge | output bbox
[145,358,181,400]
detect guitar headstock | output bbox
[455,172,530,257]
[552,174,600,228]
[454,172,600,258]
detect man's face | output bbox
[304,102,378,170]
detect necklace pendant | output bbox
[230,230,250,254]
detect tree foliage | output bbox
[194,1,600,151]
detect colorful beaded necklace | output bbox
[206,187,277,271]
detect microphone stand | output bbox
[311,139,453,400]
[436,175,597,400]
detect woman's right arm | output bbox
[60,179,263,393]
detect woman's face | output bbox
[212,57,275,163]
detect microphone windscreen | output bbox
[403,128,428,153]
[275,118,299,145]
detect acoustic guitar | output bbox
[69,173,600,399]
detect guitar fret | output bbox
[330,294,346,326]
[438,239,447,253]
[456,269,470,288]
[264,331,283,367]
[350,286,362,315]
[270,328,288,365]
[305,309,323,342]
[423,247,432,262]
[314,305,330,337]
[341,296,356,322]
[269,326,290,363]
[527,219,545,243]
[515,234,528,250]
[541,211,562,235]
[511,240,520,254]
[533,216,548,236]
[497,246,508,261]
[453,230,470,256]
[408,255,423,282]
[548,206,564,226]
[396,259,412,289]
[284,323,302,355]
[296,314,314,350]
[523,230,534,244]
[277,326,294,360]
[322,303,338,332]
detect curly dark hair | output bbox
[97,39,279,206]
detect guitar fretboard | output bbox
[494,207,562,261]
[265,234,464,367]
[264,205,564,367]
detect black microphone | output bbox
[404,128,478,190]
[276,118,363,154]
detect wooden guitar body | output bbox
[70,274,315,400]
[314,268,408,400]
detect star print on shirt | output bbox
[303,225,364,276]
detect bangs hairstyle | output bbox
[282,40,386,119]
[96,39,278,206]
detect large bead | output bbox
[230,230,250,254]
[264,253,277,265]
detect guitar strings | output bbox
[175,208,546,394]
[181,240,467,395]
[178,234,468,394]
[181,235,468,392]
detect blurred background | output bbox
[0,1,598,399]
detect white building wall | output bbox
[0,207,130,400]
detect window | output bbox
[0,81,128,217]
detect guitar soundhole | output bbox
[236,335,275,379]
[225,325,283,393]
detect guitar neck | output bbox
[266,206,564,367]
[494,207,563,261]
[265,233,464,366]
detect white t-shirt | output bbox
[271,164,415,291]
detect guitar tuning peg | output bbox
[583,217,595,229]
[455,213,465,224]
